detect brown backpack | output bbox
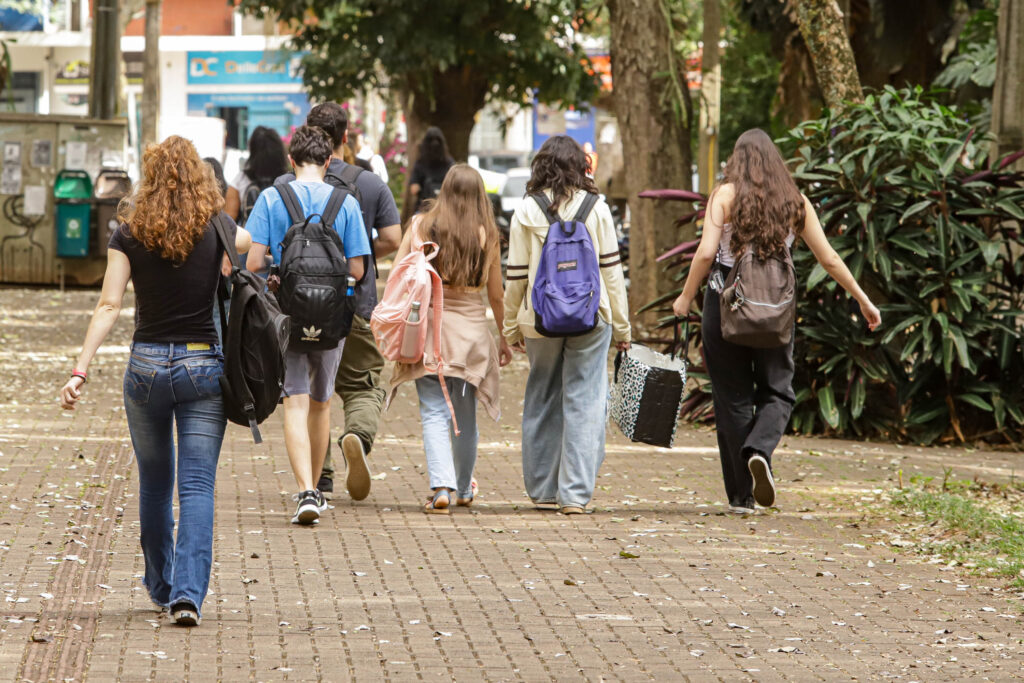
[719,249,796,348]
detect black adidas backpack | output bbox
[211,214,290,444]
[274,182,355,350]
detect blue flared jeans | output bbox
[522,321,613,507]
[122,342,226,617]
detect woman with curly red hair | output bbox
[58,136,251,627]
[673,129,881,513]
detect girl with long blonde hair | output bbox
[389,164,513,513]
[59,136,251,626]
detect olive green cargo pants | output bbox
[322,315,386,479]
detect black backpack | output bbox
[211,214,290,444]
[239,176,274,226]
[324,164,364,206]
[274,182,354,350]
[324,164,379,277]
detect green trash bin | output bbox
[55,170,93,258]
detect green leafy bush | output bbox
[645,86,1024,445]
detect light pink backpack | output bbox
[371,224,458,432]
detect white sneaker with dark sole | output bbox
[341,433,371,501]
[747,454,776,507]
[291,491,321,525]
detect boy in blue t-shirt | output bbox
[245,125,370,525]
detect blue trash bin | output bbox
[55,170,93,258]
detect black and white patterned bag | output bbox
[610,322,689,448]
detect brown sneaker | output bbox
[341,433,371,501]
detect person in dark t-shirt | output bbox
[409,126,454,213]
[59,136,252,628]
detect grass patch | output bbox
[891,476,1024,589]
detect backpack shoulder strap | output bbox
[426,266,459,436]
[319,186,349,230]
[211,212,241,271]
[274,182,306,226]
[573,192,600,224]
[339,165,363,201]
[530,193,560,225]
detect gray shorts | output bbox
[282,341,345,403]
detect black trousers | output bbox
[702,279,796,506]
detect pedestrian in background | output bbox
[225,126,290,226]
[388,164,512,513]
[408,126,454,213]
[672,128,881,513]
[59,136,252,627]
[503,135,631,515]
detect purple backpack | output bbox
[529,192,601,337]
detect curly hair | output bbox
[118,136,223,263]
[722,128,805,260]
[526,135,599,215]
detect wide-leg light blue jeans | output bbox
[123,342,226,617]
[522,321,613,507]
[415,376,479,499]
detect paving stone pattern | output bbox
[0,288,1021,682]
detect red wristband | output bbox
[71,370,87,383]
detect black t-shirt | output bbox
[410,158,453,210]
[108,213,236,344]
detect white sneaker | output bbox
[291,491,321,525]
[747,454,776,507]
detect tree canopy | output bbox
[237,0,601,160]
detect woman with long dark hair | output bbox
[389,164,513,513]
[408,126,455,212]
[673,128,881,513]
[225,126,290,223]
[59,136,251,626]
[503,135,630,515]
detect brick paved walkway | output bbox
[1,288,1021,682]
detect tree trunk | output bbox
[88,0,119,119]
[991,0,1024,168]
[698,0,722,194]
[608,0,694,331]
[794,0,863,112]
[141,0,162,147]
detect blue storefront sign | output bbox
[187,92,311,138]
[187,50,304,86]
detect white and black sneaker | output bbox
[291,490,321,525]
[747,454,776,508]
